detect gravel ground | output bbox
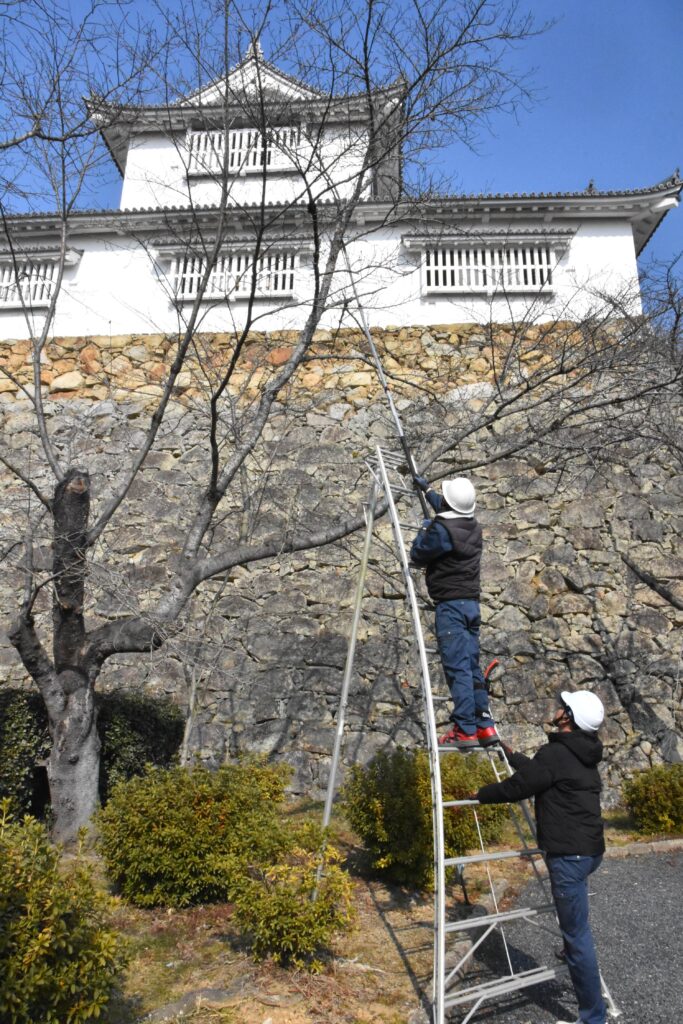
[448,848,683,1024]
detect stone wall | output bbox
[0,324,681,804]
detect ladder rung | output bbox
[443,964,568,1008]
[442,799,479,808]
[437,744,482,754]
[444,848,542,868]
[392,485,415,495]
[444,903,555,933]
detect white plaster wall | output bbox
[120,134,191,210]
[339,220,642,327]
[0,219,642,342]
[120,126,370,212]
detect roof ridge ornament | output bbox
[245,38,264,62]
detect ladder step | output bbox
[442,799,479,808]
[443,964,568,1008]
[444,848,542,868]
[444,903,555,933]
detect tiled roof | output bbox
[3,172,679,223]
[415,171,682,204]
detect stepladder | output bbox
[323,445,621,1023]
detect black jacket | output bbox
[476,730,605,856]
[424,516,482,602]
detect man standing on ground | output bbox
[475,689,608,1024]
[410,477,498,750]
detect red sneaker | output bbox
[476,724,500,747]
[439,727,479,750]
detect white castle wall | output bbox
[0,219,641,342]
[120,126,371,212]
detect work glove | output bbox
[421,518,432,529]
[413,475,429,492]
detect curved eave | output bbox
[89,86,402,175]
[3,176,680,250]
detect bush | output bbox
[0,800,127,1024]
[0,688,184,816]
[97,761,293,907]
[97,691,184,803]
[0,691,50,817]
[622,763,683,835]
[231,823,354,971]
[342,748,508,888]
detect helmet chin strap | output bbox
[549,707,573,731]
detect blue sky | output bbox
[445,0,682,266]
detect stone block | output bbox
[542,541,576,566]
[49,370,84,392]
[500,579,537,609]
[489,605,531,632]
[613,494,651,519]
[560,501,604,528]
[632,519,665,542]
[549,592,592,616]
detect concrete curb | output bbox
[604,836,683,859]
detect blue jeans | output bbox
[546,854,606,1024]
[434,599,491,734]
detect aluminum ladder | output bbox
[323,445,621,1023]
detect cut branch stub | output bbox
[52,467,90,675]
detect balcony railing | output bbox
[170,251,297,301]
[187,127,301,176]
[422,245,555,294]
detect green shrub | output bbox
[0,691,50,817]
[231,823,354,972]
[97,761,292,907]
[342,748,507,888]
[97,691,184,803]
[0,688,183,816]
[622,763,683,835]
[0,800,127,1024]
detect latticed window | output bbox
[422,245,555,294]
[170,251,297,301]
[187,127,301,176]
[0,260,59,308]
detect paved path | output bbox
[457,848,683,1024]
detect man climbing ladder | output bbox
[410,476,499,750]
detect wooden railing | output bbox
[422,246,555,294]
[170,251,297,300]
[0,260,59,308]
[187,127,301,176]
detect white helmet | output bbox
[561,690,605,732]
[442,477,476,516]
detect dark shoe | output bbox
[476,724,500,747]
[439,727,478,750]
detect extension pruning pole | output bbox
[341,246,431,518]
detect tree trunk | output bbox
[46,672,101,844]
[10,467,103,844]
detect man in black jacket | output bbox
[410,476,498,751]
[475,689,607,1024]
